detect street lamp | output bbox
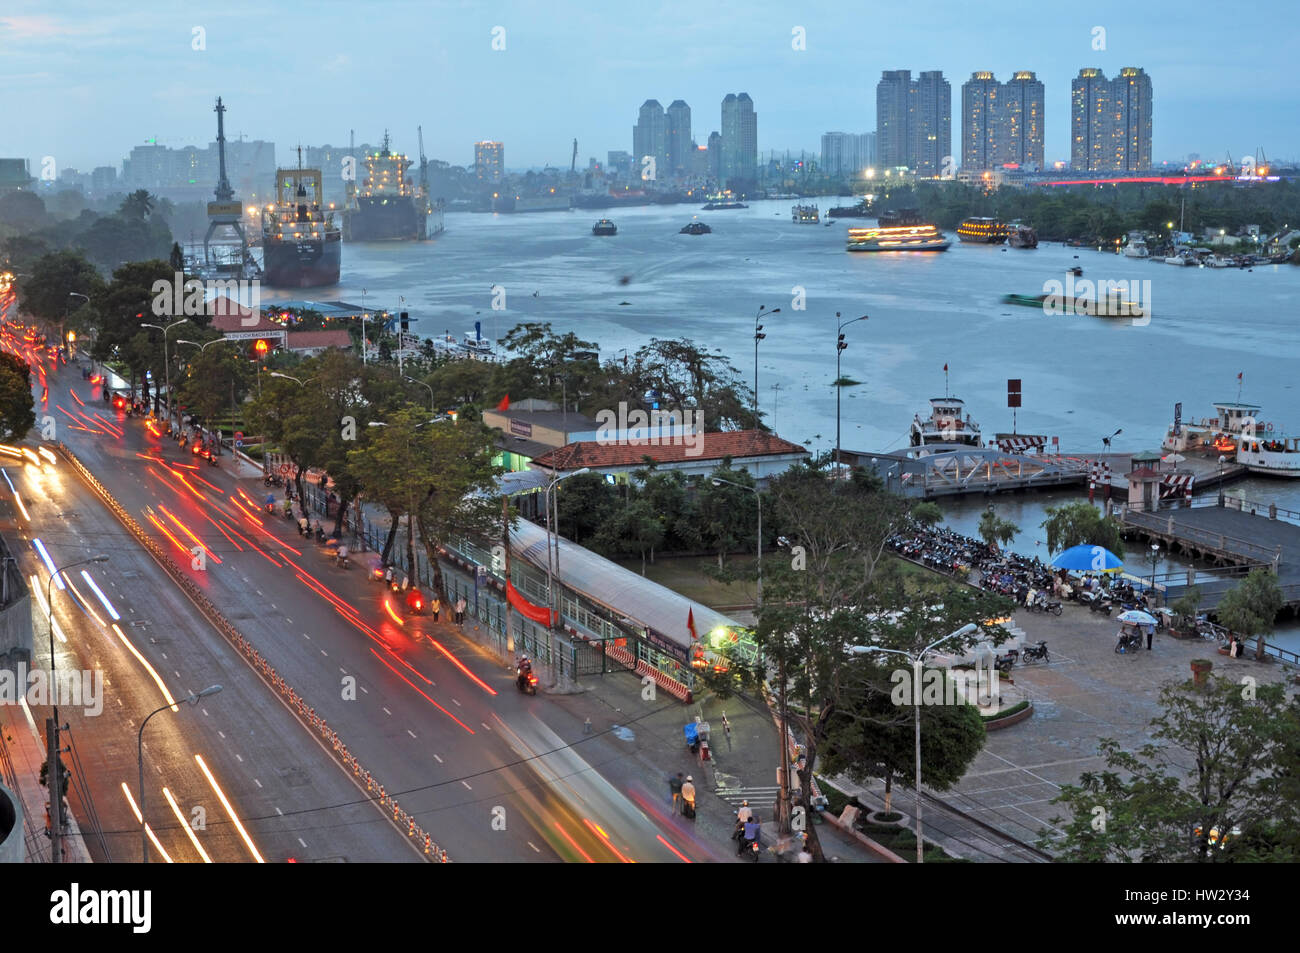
[404,376,435,414]
[848,622,979,863]
[711,476,762,608]
[269,371,315,387]
[753,305,780,420]
[140,319,187,428]
[65,292,89,357]
[138,685,222,862]
[542,467,590,685]
[1149,542,1160,607]
[178,338,238,453]
[41,552,108,863]
[835,311,869,469]
[1217,454,1227,505]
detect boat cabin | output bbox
[910,397,982,447]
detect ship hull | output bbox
[262,237,341,287]
[346,197,421,242]
[848,240,950,252]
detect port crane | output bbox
[417,125,431,239]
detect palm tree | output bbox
[119,190,155,222]
[978,505,1019,553]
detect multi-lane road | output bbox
[2,314,712,863]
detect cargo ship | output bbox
[827,199,872,218]
[261,152,341,287]
[956,217,1006,244]
[345,133,421,241]
[847,223,950,252]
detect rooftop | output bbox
[531,429,808,471]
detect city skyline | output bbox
[1,1,1296,174]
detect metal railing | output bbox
[1119,508,1282,568]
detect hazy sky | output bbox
[4,0,1297,174]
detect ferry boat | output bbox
[877,208,923,227]
[792,204,820,224]
[1007,223,1038,248]
[680,221,712,235]
[702,191,746,210]
[1160,400,1294,473]
[1001,292,1144,318]
[910,397,982,448]
[461,321,496,359]
[592,219,617,236]
[1235,433,1300,478]
[956,217,1006,244]
[847,224,950,252]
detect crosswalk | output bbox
[716,785,780,811]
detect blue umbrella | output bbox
[1050,544,1124,573]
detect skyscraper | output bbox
[820,132,876,175]
[1071,67,1152,172]
[1002,71,1045,170]
[707,131,722,181]
[475,141,503,183]
[633,99,667,181]
[1071,68,1110,172]
[912,71,951,177]
[876,70,913,169]
[666,100,692,176]
[1111,67,1153,171]
[720,93,758,188]
[961,71,1000,170]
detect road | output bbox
[3,315,711,862]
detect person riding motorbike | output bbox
[740,817,761,855]
[265,493,275,514]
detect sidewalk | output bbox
[0,698,92,863]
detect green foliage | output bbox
[1045,675,1298,862]
[910,501,943,529]
[18,249,104,323]
[1170,585,1202,632]
[981,699,1029,722]
[977,505,1019,551]
[1040,500,1125,556]
[1215,568,1285,660]
[0,352,35,440]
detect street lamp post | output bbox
[753,305,780,421]
[849,622,978,863]
[711,476,762,608]
[835,312,869,470]
[542,468,590,685]
[177,338,238,452]
[43,553,109,864]
[138,685,222,862]
[140,319,187,429]
[1150,542,1161,607]
[65,292,89,359]
[404,376,435,414]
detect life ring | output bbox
[1266,422,1273,431]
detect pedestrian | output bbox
[583,717,591,735]
[1146,623,1154,651]
[681,775,697,819]
[669,772,684,811]
[796,835,812,863]
[430,596,441,622]
[455,596,466,625]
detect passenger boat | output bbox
[792,204,820,224]
[702,191,746,210]
[956,217,1006,244]
[910,397,982,448]
[1160,399,1291,470]
[680,221,712,235]
[1007,223,1038,248]
[1235,433,1300,477]
[847,223,949,252]
[592,219,617,236]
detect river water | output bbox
[258,199,1300,647]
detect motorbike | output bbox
[516,667,538,695]
[993,649,1018,673]
[1115,630,1143,654]
[264,502,274,515]
[1021,640,1050,663]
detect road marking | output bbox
[218,730,225,739]
[298,837,307,848]
[528,841,541,853]
[116,698,123,706]
[201,708,208,716]
[160,652,167,660]
[482,722,491,731]
[270,603,277,610]
[320,649,327,657]
[433,754,442,764]
[174,670,182,679]
[461,781,472,790]
[235,753,243,763]
[275,807,283,816]
[407,729,417,739]
[340,667,348,675]
[382,707,391,716]
[360,686,368,695]
[303,633,310,640]
[452,698,461,707]
[256,590,263,596]
[253,778,262,788]
[285,618,292,624]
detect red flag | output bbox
[1237,372,1243,381]
[687,607,699,642]
[943,363,948,372]
[495,394,510,412]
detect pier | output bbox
[1118,498,1300,610]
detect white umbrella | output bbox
[1117,609,1157,626]
[1162,452,1186,464]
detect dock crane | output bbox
[417,125,431,239]
[571,138,578,175]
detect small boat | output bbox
[1068,266,1083,277]
[1001,293,1145,318]
[680,221,712,235]
[792,204,820,224]
[592,219,617,236]
[1236,433,1300,478]
[1122,234,1150,258]
[1007,223,1038,248]
[1164,252,1193,266]
[957,217,1006,244]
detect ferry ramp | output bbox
[845,446,1093,499]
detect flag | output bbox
[1237,372,1243,381]
[687,607,698,642]
[495,394,510,412]
[943,363,948,372]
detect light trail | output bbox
[583,817,634,863]
[368,647,475,734]
[29,574,68,643]
[78,569,120,621]
[110,624,178,710]
[162,786,212,863]
[31,538,65,590]
[426,638,498,696]
[159,505,222,565]
[146,513,193,561]
[194,754,264,863]
[553,821,595,863]
[655,834,692,862]
[383,599,405,626]
[120,783,173,863]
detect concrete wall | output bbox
[0,782,21,863]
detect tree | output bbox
[977,505,1019,552]
[0,191,48,231]
[0,353,35,440]
[174,338,253,432]
[695,466,757,571]
[18,249,103,323]
[823,658,987,816]
[910,501,943,529]
[1215,568,1285,661]
[1040,500,1124,556]
[1045,675,1297,862]
[118,190,155,222]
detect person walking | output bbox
[430,596,441,622]
[681,775,697,819]
[669,772,684,812]
[454,596,466,625]
[1146,623,1154,651]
